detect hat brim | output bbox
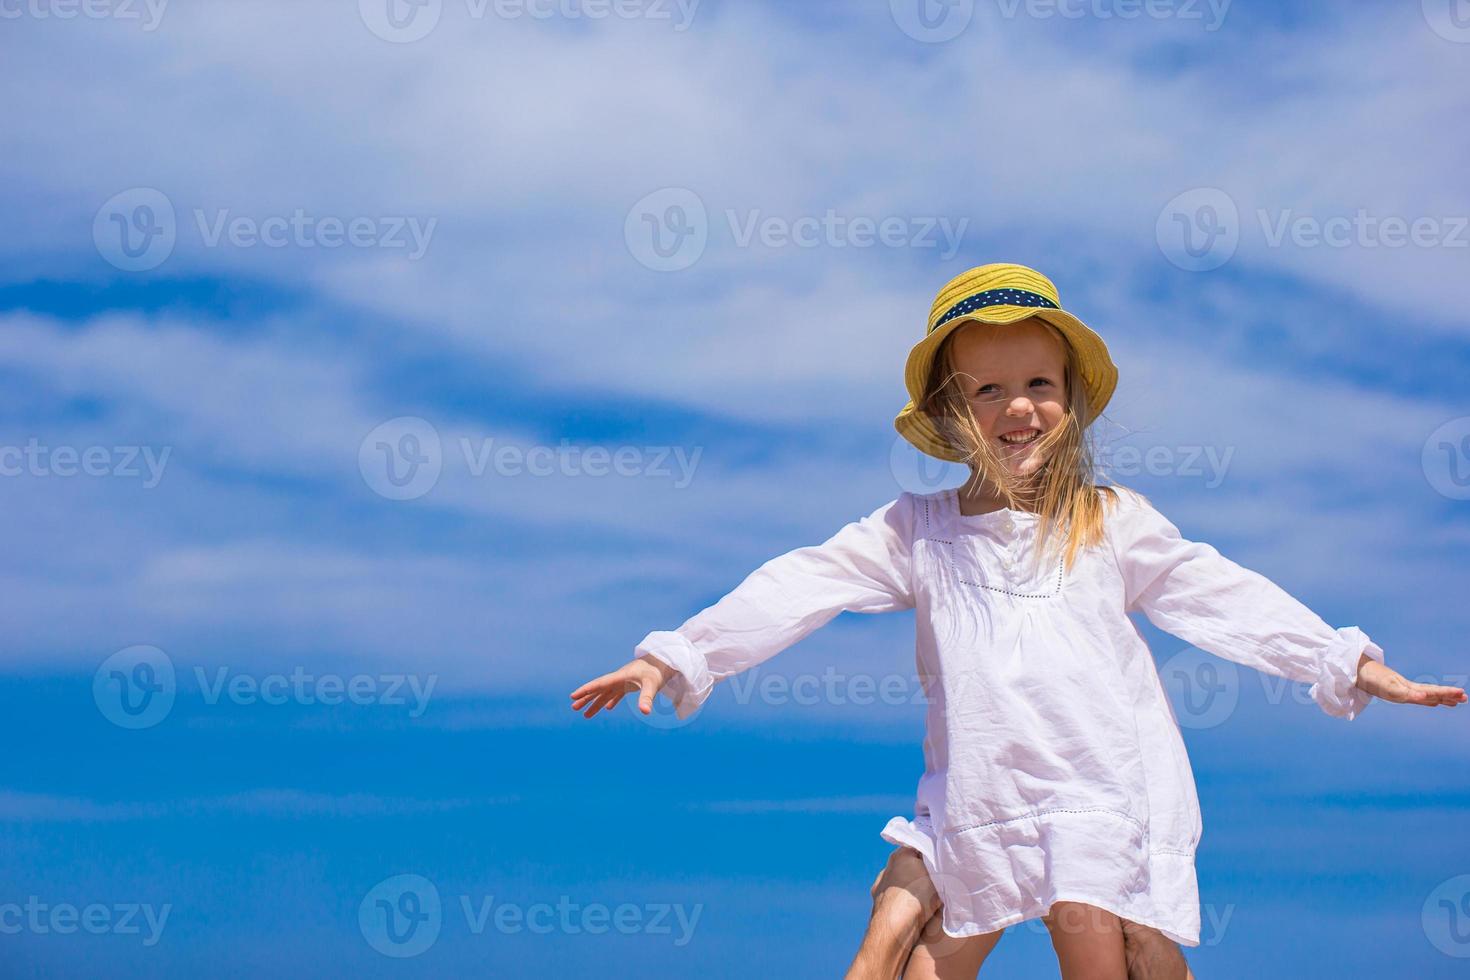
[893,306,1118,462]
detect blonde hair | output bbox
[919,316,1124,575]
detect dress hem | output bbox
[880,816,1202,949]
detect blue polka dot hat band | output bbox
[930,287,1060,334]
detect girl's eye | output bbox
[974,378,1052,396]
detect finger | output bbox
[1406,684,1460,707]
[570,688,605,710]
[570,674,612,700]
[639,676,658,714]
[582,692,611,718]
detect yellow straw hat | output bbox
[894,263,1118,462]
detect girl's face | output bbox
[948,318,1069,476]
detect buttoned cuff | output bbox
[635,630,715,721]
[1308,626,1384,721]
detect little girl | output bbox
[570,263,1464,978]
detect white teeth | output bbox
[999,429,1040,444]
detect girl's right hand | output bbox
[569,654,679,719]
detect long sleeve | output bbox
[1106,488,1384,721]
[635,493,917,720]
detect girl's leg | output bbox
[1042,901,1128,980]
[901,908,1003,979]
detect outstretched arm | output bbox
[573,493,918,721]
[1107,488,1463,719]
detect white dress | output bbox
[634,485,1384,946]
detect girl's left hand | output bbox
[1354,654,1467,707]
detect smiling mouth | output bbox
[997,428,1042,446]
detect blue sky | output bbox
[2,0,1469,976]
